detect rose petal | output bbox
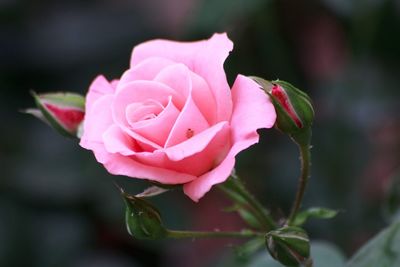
[90,143,113,164]
[130,33,233,121]
[134,122,230,176]
[154,63,191,98]
[182,75,276,201]
[164,93,210,148]
[131,98,180,146]
[164,121,228,161]
[230,75,276,143]
[80,94,114,147]
[183,150,236,202]
[125,101,163,126]
[112,80,184,150]
[192,33,233,122]
[190,71,217,124]
[155,64,217,124]
[85,75,115,112]
[103,153,196,184]
[113,80,183,127]
[118,57,175,90]
[103,124,140,155]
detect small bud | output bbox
[123,193,167,240]
[265,226,311,267]
[250,77,314,136]
[29,91,85,138]
[270,81,314,135]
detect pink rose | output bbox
[79,33,276,201]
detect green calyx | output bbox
[273,80,314,132]
[265,226,311,267]
[123,193,167,240]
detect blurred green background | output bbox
[1,0,400,266]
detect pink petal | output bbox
[85,75,115,112]
[118,57,175,91]
[154,63,191,98]
[102,124,140,156]
[80,95,114,147]
[183,150,236,202]
[80,95,115,164]
[103,153,196,184]
[113,80,183,127]
[183,75,276,202]
[192,33,233,122]
[131,98,180,146]
[125,101,163,126]
[130,33,233,122]
[164,93,210,148]
[90,143,113,164]
[154,63,217,125]
[112,80,184,150]
[190,71,217,124]
[230,75,276,144]
[134,123,230,177]
[164,121,228,161]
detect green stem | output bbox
[287,141,311,225]
[219,174,276,231]
[166,229,264,239]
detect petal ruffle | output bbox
[118,57,175,91]
[80,94,114,148]
[103,153,196,184]
[85,75,115,112]
[164,93,210,147]
[130,33,233,122]
[134,122,230,177]
[102,124,140,155]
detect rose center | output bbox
[125,99,164,127]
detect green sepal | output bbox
[135,186,169,198]
[123,192,167,240]
[293,207,339,226]
[266,226,311,266]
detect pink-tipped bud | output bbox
[251,77,314,137]
[271,84,303,128]
[28,92,85,138]
[269,80,314,136]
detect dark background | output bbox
[1,0,400,266]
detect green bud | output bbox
[123,193,167,240]
[251,77,314,137]
[265,226,311,267]
[27,91,85,138]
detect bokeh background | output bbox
[1,0,400,266]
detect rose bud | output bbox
[270,81,314,135]
[29,91,85,138]
[265,226,311,267]
[251,77,314,136]
[123,193,167,240]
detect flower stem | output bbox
[219,173,276,231]
[287,133,312,225]
[166,229,264,239]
